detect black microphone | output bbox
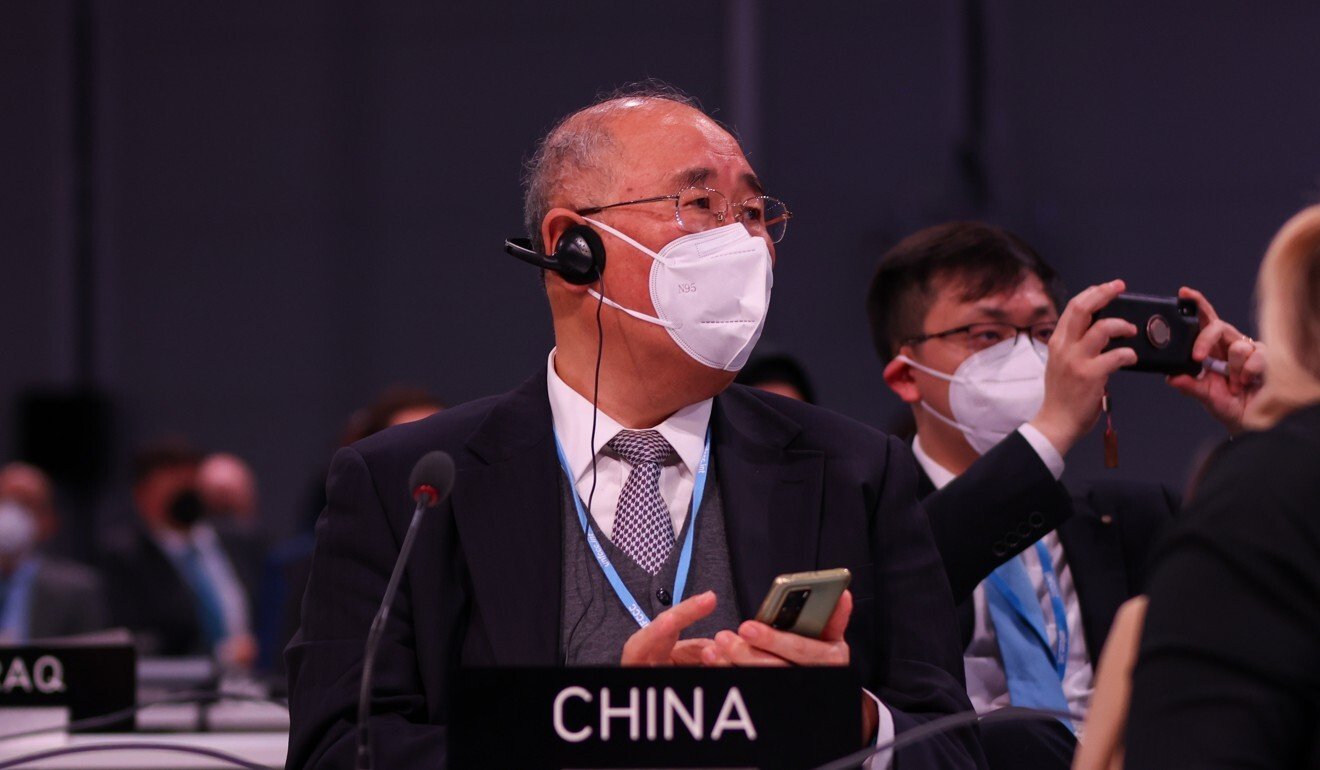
[356,450,456,770]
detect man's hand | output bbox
[1166,286,1265,434]
[702,590,878,743]
[1028,279,1139,456]
[620,591,718,666]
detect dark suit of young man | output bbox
[286,374,984,769]
[920,431,1175,766]
[922,431,1176,615]
[866,222,1239,770]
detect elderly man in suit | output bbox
[0,462,109,642]
[287,85,986,769]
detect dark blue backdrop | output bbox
[6,1,1319,537]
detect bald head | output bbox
[198,452,258,521]
[522,84,740,250]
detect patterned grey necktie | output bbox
[607,429,677,575]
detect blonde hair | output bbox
[1247,204,1320,427]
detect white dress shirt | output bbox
[154,522,252,649]
[912,428,1095,731]
[548,350,898,769]
[547,350,713,540]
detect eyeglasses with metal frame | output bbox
[905,321,1058,353]
[575,185,792,244]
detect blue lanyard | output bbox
[1034,540,1070,679]
[987,541,1070,679]
[0,556,39,643]
[553,427,712,629]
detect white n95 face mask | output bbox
[582,218,773,371]
[0,501,38,558]
[897,336,1048,454]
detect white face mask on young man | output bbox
[582,218,773,372]
[897,336,1048,454]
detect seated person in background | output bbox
[1124,205,1318,768]
[100,441,263,669]
[734,353,817,403]
[256,385,446,677]
[865,222,1244,768]
[198,452,261,536]
[0,462,109,642]
[340,385,446,445]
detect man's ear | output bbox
[538,207,595,292]
[883,349,923,405]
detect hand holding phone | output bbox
[1027,279,1139,457]
[1166,286,1266,434]
[752,568,851,639]
[1093,292,1200,376]
[707,572,871,743]
[705,569,854,668]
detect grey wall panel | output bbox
[88,1,727,534]
[1,1,71,452]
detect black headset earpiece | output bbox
[503,223,605,285]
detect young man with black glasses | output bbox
[865,222,1196,769]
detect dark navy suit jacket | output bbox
[918,431,1176,664]
[286,372,987,769]
[918,432,1176,770]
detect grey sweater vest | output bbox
[560,470,740,665]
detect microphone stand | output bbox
[354,485,437,770]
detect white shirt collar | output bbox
[546,349,713,485]
[911,434,959,490]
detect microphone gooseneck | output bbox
[356,450,455,770]
[810,705,1087,770]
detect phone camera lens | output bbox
[1146,315,1172,348]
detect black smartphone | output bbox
[1093,293,1200,376]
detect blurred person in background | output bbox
[734,353,817,403]
[100,440,263,669]
[339,385,446,445]
[1120,204,1319,768]
[198,452,260,535]
[256,386,445,677]
[0,462,110,642]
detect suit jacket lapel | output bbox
[451,372,562,666]
[712,387,824,619]
[1058,491,1128,667]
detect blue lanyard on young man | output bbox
[987,540,1070,679]
[552,427,712,628]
